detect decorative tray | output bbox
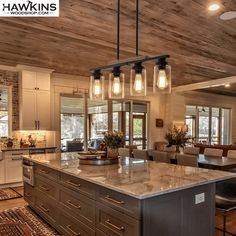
[78,157,119,166]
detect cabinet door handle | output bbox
[105,195,125,205]
[105,219,125,231]
[35,120,37,129]
[66,180,81,188]
[67,200,81,209]
[12,153,24,156]
[39,204,49,212]
[39,185,50,191]
[66,225,81,236]
[38,121,40,130]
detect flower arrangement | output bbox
[103,131,125,148]
[165,125,190,147]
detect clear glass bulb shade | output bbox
[108,73,125,99]
[130,68,147,96]
[153,64,171,93]
[89,75,105,100]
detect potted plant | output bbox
[165,125,191,152]
[103,131,125,158]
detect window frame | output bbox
[0,85,12,137]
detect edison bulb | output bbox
[134,73,143,93]
[157,69,168,90]
[112,77,121,95]
[93,79,101,95]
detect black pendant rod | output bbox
[136,0,139,56]
[117,0,120,60]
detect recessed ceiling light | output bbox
[220,11,236,20]
[224,84,231,88]
[208,3,220,11]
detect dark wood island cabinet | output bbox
[23,153,235,236]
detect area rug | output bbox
[0,188,21,201]
[0,206,60,236]
[11,187,24,197]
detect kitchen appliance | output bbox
[22,159,34,186]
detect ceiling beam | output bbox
[172,76,236,92]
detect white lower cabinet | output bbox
[3,150,29,184]
[5,158,23,183]
[0,158,5,184]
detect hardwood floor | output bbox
[0,187,235,235]
[215,211,236,236]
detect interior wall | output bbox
[51,73,167,150]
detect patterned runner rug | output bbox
[0,188,21,201]
[0,206,60,236]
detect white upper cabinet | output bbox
[21,71,50,91]
[19,67,53,130]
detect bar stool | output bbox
[215,177,236,236]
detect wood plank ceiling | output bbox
[0,0,235,92]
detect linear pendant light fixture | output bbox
[89,0,171,100]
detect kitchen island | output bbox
[23,152,235,236]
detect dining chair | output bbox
[227,150,236,159]
[176,154,198,167]
[152,151,170,163]
[118,148,130,158]
[215,177,236,236]
[204,148,223,157]
[125,145,138,157]
[133,149,148,160]
[184,147,200,155]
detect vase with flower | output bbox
[165,125,191,153]
[103,131,125,158]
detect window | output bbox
[185,105,231,145]
[0,87,10,137]
[60,95,149,151]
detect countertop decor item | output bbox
[6,138,13,148]
[103,131,125,158]
[28,135,36,147]
[165,125,190,152]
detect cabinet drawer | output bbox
[59,187,95,227]
[96,203,140,236]
[97,187,140,219]
[35,194,58,225]
[60,173,95,199]
[59,211,95,236]
[24,182,35,205]
[35,175,58,200]
[96,229,109,236]
[4,150,29,157]
[35,164,58,181]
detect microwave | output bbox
[22,160,34,186]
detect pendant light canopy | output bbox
[89,70,104,100]
[109,66,125,99]
[153,57,171,94]
[130,62,147,96]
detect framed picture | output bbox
[156,119,164,128]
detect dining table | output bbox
[197,154,236,171]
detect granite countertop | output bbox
[23,152,236,199]
[1,146,57,152]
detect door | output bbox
[133,115,146,149]
[37,90,51,130]
[21,71,37,89]
[21,89,37,130]
[36,72,51,91]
